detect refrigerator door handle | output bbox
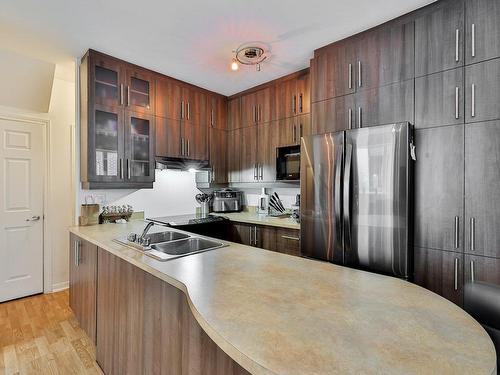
[343,143,353,258]
[334,146,343,231]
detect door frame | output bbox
[0,111,52,294]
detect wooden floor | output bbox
[0,290,103,375]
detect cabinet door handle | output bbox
[127,159,131,179]
[455,29,460,62]
[254,226,258,246]
[455,87,460,119]
[281,235,300,241]
[471,84,475,117]
[127,86,130,106]
[358,107,362,128]
[254,163,258,180]
[471,23,475,58]
[187,102,190,120]
[299,93,303,113]
[454,216,459,249]
[180,138,183,156]
[292,123,296,143]
[348,108,353,129]
[211,109,214,127]
[74,241,81,267]
[470,217,475,251]
[259,164,263,180]
[120,84,124,106]
[358,61,362,87]
[293,95,297,115]
[249,226,253,246]
[181,101,185,119]
[470,260,475,282]
[187,139,190,157]
[348,63,353,89]
[454,258,459,291]
[119,158,124,179]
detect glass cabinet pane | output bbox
[130,77,150,108]
[95,110,119,177]
[130,116,150,177]
[95,66,119,103]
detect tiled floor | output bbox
[0,290,103,375]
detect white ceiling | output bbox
[0,0,435,96]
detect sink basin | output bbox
[145,231,189,244]
[147,237,225,260]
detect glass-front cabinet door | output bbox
[125,112,155,183]
[91,56,124,108]
[91,104,125,183]
[125,69,154,114]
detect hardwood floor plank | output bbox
[0,291,103,375]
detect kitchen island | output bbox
[69,221,497,375]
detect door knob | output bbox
[26,215,41,222]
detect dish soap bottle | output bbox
[257,188,269,215]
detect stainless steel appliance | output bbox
[212,189,243,213]
[276,145,300,181]
[300,123,413,278]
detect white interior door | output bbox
[0,117,44,302]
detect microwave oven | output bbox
[276,145,300,181]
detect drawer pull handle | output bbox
[281,235,300,241]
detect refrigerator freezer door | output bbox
[345,123,410,277]
[300,132,344,262]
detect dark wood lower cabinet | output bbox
[464,254,500,286]
[69,234,98,344]
[96,248,250,375]
[228,222,300,256]
[413,247,463,306]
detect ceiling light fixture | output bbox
[231,58,239,71]
[232,43,270,72]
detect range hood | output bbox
[155,156,210,171]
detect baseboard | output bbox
[52,281,69,292]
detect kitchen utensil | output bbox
[273,192,286,212]
[269,196,284,213]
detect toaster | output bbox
[212,189,243,213]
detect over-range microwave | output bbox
[276,145,300,181]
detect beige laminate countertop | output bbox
[69,221,496,375]
[211,211,300,230]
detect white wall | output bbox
[0,52,76,292]
[79,169,201,218]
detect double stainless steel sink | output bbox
[115,228,226,261]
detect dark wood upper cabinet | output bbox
[415,68,465,128]
[91,54,124,108]
[413,125,464,252]
[465,0,500,65]
[227,129,241,183]
[415,0,465,76]
[208,95,227,130]
[311,40,356,103]
[354,80,414,128]
[209,128,227,184]
[413,247,463,306]
[155,117,181,158]
[311,94,355,134]
[124,68,155,114]
[227,97,242,130]
[356,21,414,91]
[465,120,500,259]
[257,122,278,182]
[239,126,258,182]
[274,72,311,119]
[182,86,207,126]
[125,112,155,183]
[155,77,182,120]
[69,234,98,344]
[182,122,208,161]
[465,58,500,123]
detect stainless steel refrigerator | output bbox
[300,122,413,278]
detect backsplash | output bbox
[238,187,299,209]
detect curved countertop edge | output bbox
[211,212,300,230]
[69,226,277,375]
[69,224,497,375]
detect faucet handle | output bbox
[127,233,138,242]
[139,237,151,246]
